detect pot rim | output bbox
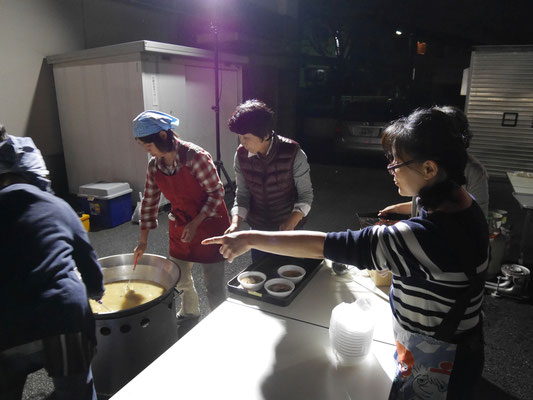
[93,253,180,319]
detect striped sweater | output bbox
[324,202,489,337]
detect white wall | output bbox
[0,0,84,154]
[0,0,185,194]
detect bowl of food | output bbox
[264,278,295,298]
[237,271,267,291]
[277,264,306,283]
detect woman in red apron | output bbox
[132,110,230,320]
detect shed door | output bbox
[466,49,533,178]
[142,57,241,184]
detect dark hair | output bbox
[381,107,467,210]
[434,105,472,148]
[228,99,274,139]
[137,129,174,153]
[0,123,7,141]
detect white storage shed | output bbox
[465,45,533,178]
[47,40,247,196]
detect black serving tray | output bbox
[227,254,323,307]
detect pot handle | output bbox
[161,288,183,308]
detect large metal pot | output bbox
[91,253,181,397]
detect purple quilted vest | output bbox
[237,135,299,230]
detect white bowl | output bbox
[237,271,266,291]
[277,264,306,283]
[264,278,295,298]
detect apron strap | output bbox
[177,141,194,165]
[434,271,484,342]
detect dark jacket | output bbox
[0,183,104,351]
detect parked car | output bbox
[334,96,400,154]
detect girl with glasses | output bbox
[380,106,489,219]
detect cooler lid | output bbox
[78,182,132,199]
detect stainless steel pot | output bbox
[91,253,181,397]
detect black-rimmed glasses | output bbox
[386,159,417,175]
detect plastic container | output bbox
[494,209,508,226]
[237,271,266,291]
[369,270,392,286]
[78,182,132,229]
[79,213,90,232]
[264,278,295,298]
[277,264,306,283]
[329,299,376,366]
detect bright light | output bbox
[395,30,402,36]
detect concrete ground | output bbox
[22,158,533,400]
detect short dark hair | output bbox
[228,99,274,139]
[136,129,174,153]
[382,107,468,209]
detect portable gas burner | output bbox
[485,264,531,300]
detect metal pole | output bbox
[213,20,222,164]
[211,13,235,194]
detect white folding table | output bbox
[110,301,395,400]
[110,261,397,400]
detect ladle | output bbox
[126,257,139,291]
[97,300,112,313]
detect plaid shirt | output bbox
[140,138,225,230]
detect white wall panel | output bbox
[466,46,533,178]
[52,55,145,194]
[184,64,241,183]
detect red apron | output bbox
[154,149,230,263]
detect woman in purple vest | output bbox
[225,99,314,261]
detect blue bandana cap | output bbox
[132,110,180,138]
[0,135,52,192]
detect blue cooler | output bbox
[78,182,133,229]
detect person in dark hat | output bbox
[225,99,314,261]
[0,123,52,193]
[0,126,104,400]
[132,110,230,321]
